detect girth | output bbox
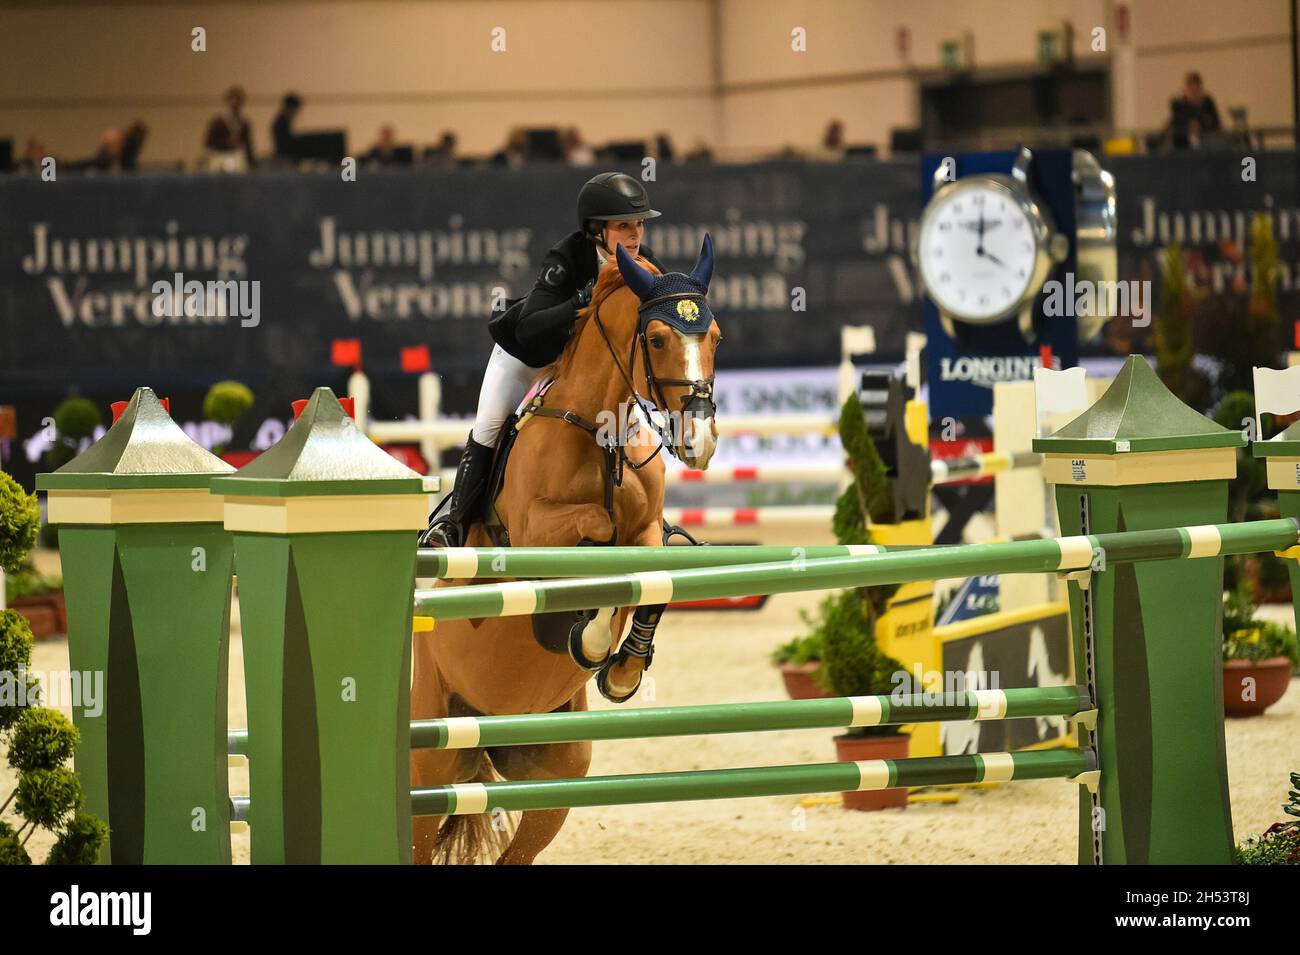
[525,405,621,545]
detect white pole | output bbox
[417,372,442,466]
[347,369,370,430]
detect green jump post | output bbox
[212,388,431,864]
[37,387,236,864]
[1035,355,1243,865]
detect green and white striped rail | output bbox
[415,543,902,580]
[413,518,1300,622]
[227,748,1094,821]
[407,686,1091,750]
[409,748,1096,816]
[226,686,1090,755]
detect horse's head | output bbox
[615,234,721,469]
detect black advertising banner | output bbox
[2,153,1299,488]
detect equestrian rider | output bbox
[421,172,666,547]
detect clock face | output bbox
[918,182,1041,323]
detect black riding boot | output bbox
[420,431,496,548]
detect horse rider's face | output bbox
[601,219,644,258]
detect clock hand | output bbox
[983,250,1006,266]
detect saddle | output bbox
[479,376,558,548]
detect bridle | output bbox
[590,290,717,470]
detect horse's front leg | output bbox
[596,522,666,704]
[513,501,622,671]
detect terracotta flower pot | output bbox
[779,662,831,700]
[8,593,66,640]
[1223,657,1294,717]
[833,732,910,811]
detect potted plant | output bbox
[203,380,255,458]
[1,470,64,639]
[1222,581,1298,718]
[1234,772,1300,864]
[4,562,65,640]
[790,393,909,810]
[771,628,829,700]
[38,397,103,550]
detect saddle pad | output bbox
[515,376,556,417]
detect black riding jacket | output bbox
[489,230,664,368]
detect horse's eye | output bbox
[650,337,665,350]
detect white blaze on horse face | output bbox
[676,330,717,468]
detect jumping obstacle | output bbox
[415,544,896,579]
[40,356,1297,865]
[227,686,1091,753]
[409,519,1298,619]
[408,749,1094,817]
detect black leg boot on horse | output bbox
[421,431,496,549]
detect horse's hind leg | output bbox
[410,642,489,864]
[491,688,593,865]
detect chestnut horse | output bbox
[411,235,722,864]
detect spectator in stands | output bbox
[1169,71,1221,149]
[17,138,50,174]
[272,93,302,158]
[431,131,457,163]
[85,127,126,172]
[122,121,148,170]
[491,127,528,168]
[684,140,713,163]
[204,85,255,171]
[362,124,399,164]
[821,119,846,160]
[561,127,595,167]
[655,133,675,163]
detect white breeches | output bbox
[472,344,539,446]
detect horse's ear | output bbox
[690,233,714,288]
[616,243,656,300]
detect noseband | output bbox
[591,291,716,466]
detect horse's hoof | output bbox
[596,663,641,704]
[567,610,607,671]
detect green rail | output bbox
[226,686,1090,755]
[228,748,1093,821]
[413,518,1300,622]
[415,543,898,580]
[408,686,1091,750]
[409,748,1096,816]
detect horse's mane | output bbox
[544,256,662,380]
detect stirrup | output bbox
[662,521,708,547]
[420,517,465,549]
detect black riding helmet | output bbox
[577,172,661,242]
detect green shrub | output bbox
[203,380,255,426]
[0,473,40,575]
[45,397,103,471]
[1223,580,1300,663]
[1235,772,1300,864]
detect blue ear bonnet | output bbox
[616,234,715,334]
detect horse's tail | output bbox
[430,753,513,865]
